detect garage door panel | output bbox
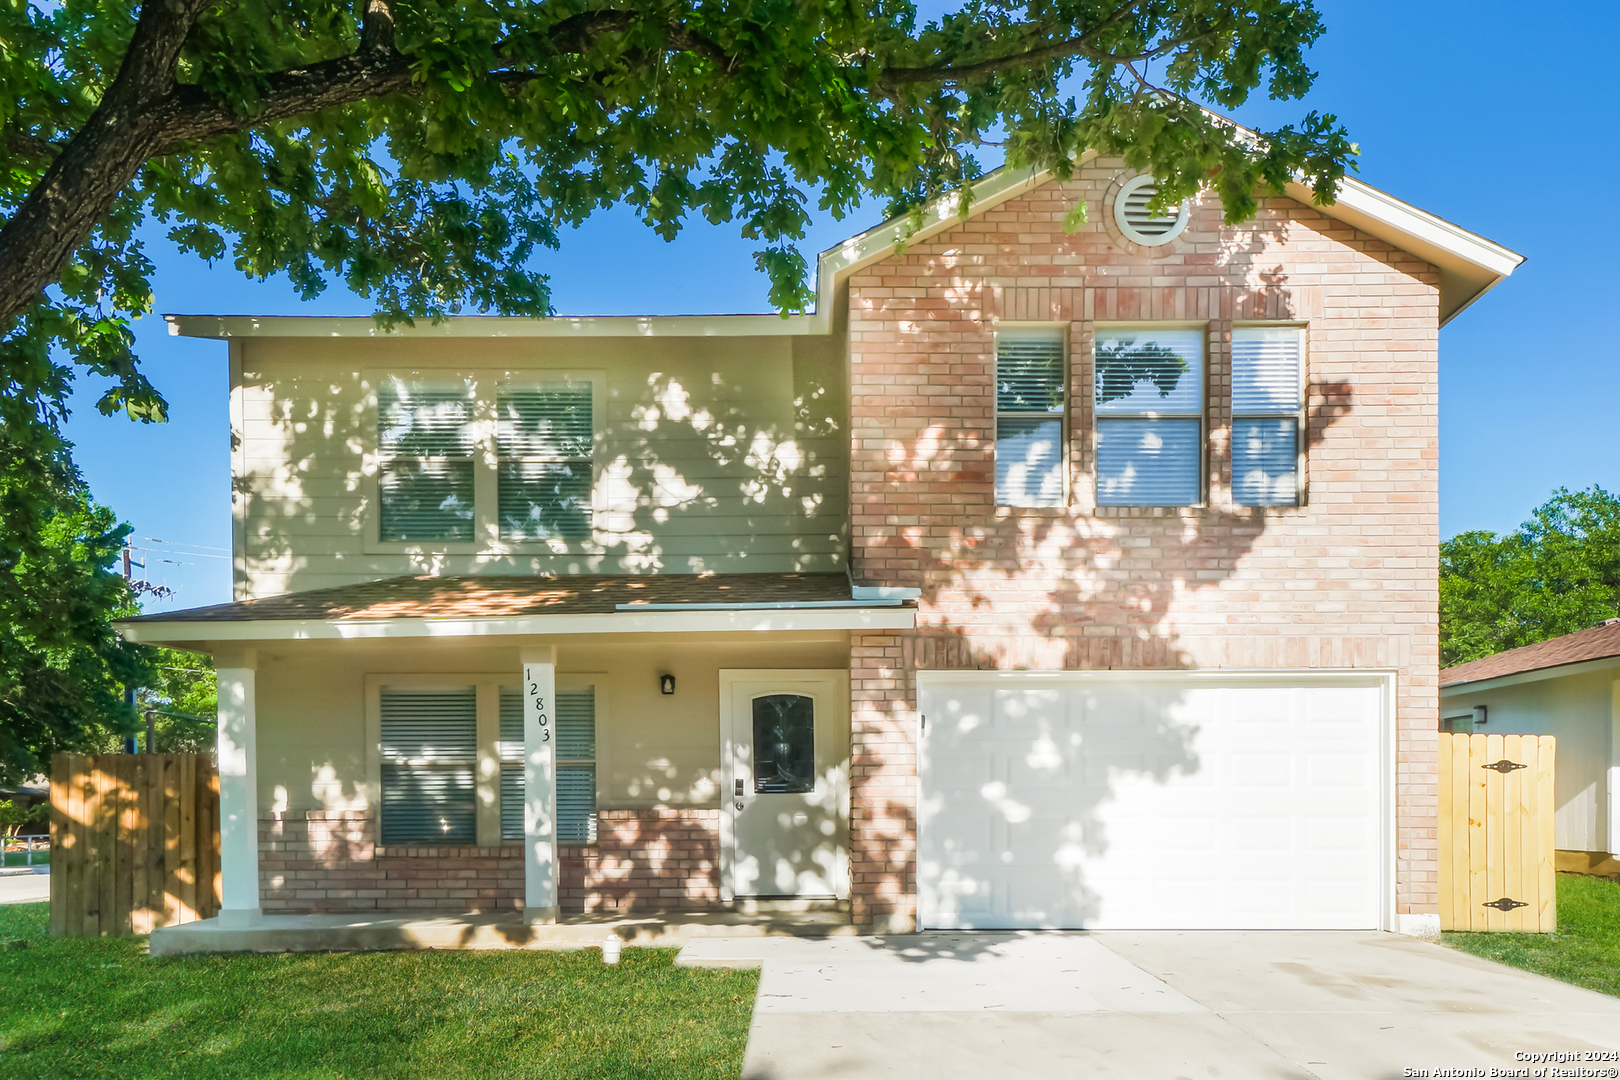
[1229,753,1295,787]
[919,676,1383,931]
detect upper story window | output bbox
[373,375,597,547]
[1094,329,1204,506]
[995,329,1066,507]
[496,385,593,541]
[1231,328,1304,506]
[377,384,477,542]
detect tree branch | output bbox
[870,3,1238,92]
[0,0,212,327]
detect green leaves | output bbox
[1440,487,1620,667]
[0,421,145,783]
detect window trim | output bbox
[1091,322,1208,508]
[1229,323,1307,508]
[993,323,1070,509]
[366,672,607,848]
[361,368,605,556]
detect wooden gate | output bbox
[48,754,220,937]
[1438,733,1555,932]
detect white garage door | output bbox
[917,673,1385,930]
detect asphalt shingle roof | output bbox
[1440,620,1620,688]
[118,572,868,624]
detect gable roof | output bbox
[1440,620,1620,689]
[164,149,1523,342]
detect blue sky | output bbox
[61,0,1620,611]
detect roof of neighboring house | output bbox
[162,133,1525,342]
[117,572,883,625]
[1440,620,1620,689]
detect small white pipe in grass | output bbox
[602,936,622,964]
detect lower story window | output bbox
[499,685,597,843]
[380,687,477,845]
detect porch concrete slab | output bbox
[148,909,857,956]
[679,931,1620,1080]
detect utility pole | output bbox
[122,542,138,754]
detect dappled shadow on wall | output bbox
[239,357,848,592]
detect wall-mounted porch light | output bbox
[660,674,676,695]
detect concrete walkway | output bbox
[677,931,1620,1080]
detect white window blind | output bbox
[377,383,477,542]
[1095,330,1203,506]
[497,385,593,541]
[995,331,1066,507]
[380,687,477,845]
[1231,328,1303,506]
[498,686,597,844]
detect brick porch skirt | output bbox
[260,808,721,914]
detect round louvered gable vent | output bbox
[1113,174,1190,246]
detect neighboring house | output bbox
[1441,621,1620,877]
[117,151,1522,936]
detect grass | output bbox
[1443,873,1620,998]
[0,903,758,1080]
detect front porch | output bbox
[115,572,920,940]
[148,906,858,956]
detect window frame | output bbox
[374,380,480,545]
[993,324,1070,509]
[366,673,606,849]
[496,676,602,845]
[1091,323,1208,508]
[1229,324,1307,508]
[362,369,605,556]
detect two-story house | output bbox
[120,152,1521,939]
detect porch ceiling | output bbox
[114,572,917,648]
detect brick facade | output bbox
[846,160,1442,929]
[260,808,720,915]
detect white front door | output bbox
[720,670,850,900]
[918,672,1387,930]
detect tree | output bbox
[138,649,217,755]
[0,0,1354,435]
[0,798,48,839]
[1439,487,1620,667]
[0,422,146,784]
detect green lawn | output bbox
[1444,873,1620,998]
[0,903,758,1080]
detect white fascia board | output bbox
[1287,177,1524,325]
[116,605,917,644]
[165,312,824,340]
[811,162,1062,319]
[1440,654,1620,697]
[850,585,922,601]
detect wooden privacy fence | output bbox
[49,754,220,937]
[1439,733,1556,933]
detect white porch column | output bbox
[521,646,559,922]
[215,650,260,927]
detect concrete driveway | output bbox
[677,931,1620,1080]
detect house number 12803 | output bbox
[527,683,550,742]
